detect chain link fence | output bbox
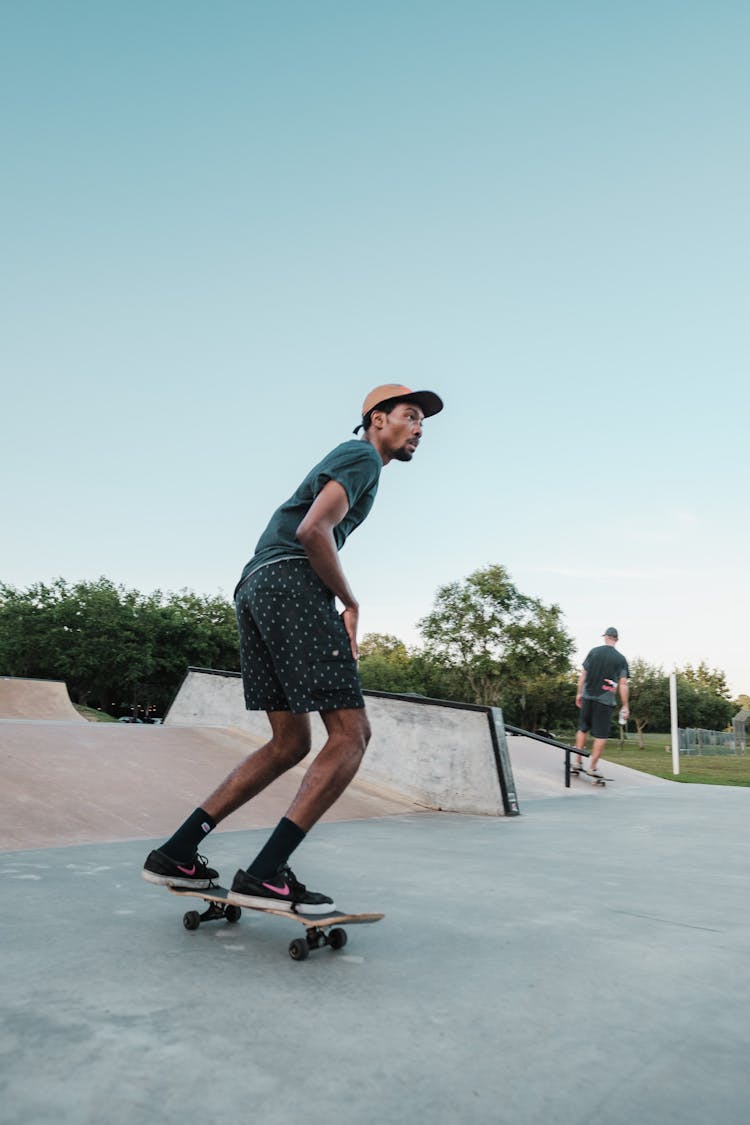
[679,727,746,756]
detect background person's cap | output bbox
[356,384,444,431]
[603,627,619,639]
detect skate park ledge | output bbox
[165,667,520,817]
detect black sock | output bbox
[246,817,306,879]
[161,808,216,861]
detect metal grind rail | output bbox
[504,723,590,788]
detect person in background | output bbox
[574,627,629,775]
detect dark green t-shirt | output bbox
[237,439,383,588]
[582,645,629,705]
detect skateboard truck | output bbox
[288,924,348,962]
[181,896,242,931]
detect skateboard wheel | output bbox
[289,937,309,961]
[328,927,347,950]
[183,911,201,931]
[225,905,242,924]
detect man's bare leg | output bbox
[144,707,370,891]
[284,706,371,831]
[589,737,607,773]
[574,730,587,768]
[222,707,369,873]
[228,707,371,913]
[201,706,371,828]
[143,712,313,883]
[202,711,312,823]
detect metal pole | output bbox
[669,672,680,776]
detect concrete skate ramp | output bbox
[166,668,514,816]
[0,720,425,852]
[508,734,672,800]
[0,676,84,721]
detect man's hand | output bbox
[341,604,359,660]
[575,693,582,709]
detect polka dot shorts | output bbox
[235,558,365,714]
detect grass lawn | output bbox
[556,729,750,787]
[75,705,118,722]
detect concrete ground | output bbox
[2,704,749,1123]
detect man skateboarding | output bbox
[143,384,443,913]
[574,627,629,775]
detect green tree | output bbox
[675,672,735,731]
[519,670,579,733]
[680,662,732,700]
[626,659,735,747]
[417,564,574,724]
[359,633,411,666]
[0,578,239,717]
[67,579,160,709]
[0,581,61,679]
[627,659,669,747]
[358,633,415,694]
[357,633,463,698]
[0,578,154,707]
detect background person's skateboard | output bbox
[167,885,384,961]
[570,765,613,787]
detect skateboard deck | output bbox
[167,885,384,961]
[570,766,613,787]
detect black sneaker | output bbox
[228,864,336,915]
[141,849,219,889]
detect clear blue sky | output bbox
[2,2,748,696]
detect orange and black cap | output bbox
[354,383,443,434]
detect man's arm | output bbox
[618,677,630,718]
[295,480,360,658]
[575,668,586,708]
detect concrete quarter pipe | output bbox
[0,677,85,722]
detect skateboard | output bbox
[167,885,384,961]
[570,766,613,787]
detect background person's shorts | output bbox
[235,559,365,714]
[578,698,615,740]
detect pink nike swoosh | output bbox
[262,881,291,896]
[177,864,196,876]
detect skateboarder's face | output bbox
[376,402,425,463]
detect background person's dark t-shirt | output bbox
[582,645,629,705]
